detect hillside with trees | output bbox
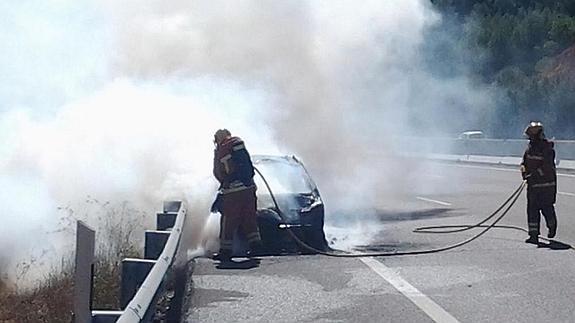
[429,0,575,138]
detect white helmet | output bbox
[524,121,544,140]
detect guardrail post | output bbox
[115,201,186,323]
[157,212,177,231]
[91,310,123,323]
[120,258,156,309]
[163,201,182,213]
[144,230,171,260]
[73,221,95,323]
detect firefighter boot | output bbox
[548,227,556,239]
[525,235,539,244]
[247,241,264,257]
[212,250,232,262]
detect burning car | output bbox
[233,155,328,255]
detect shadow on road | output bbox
[538,240,573,250]
[215,258,261,270]
[376,208,462,222]
[329,208,462,226]
[351,242,431,253]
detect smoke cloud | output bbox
[1,0,496,281]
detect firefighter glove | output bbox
[210,194,222,213]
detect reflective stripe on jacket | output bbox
[213,136,255,194]
[521,139,557,196]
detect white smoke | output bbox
[1,0,496,280]
[104,0,455,209]
[0,77,281,282]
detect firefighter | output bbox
[212,129,262,261]
[520,121,558,244]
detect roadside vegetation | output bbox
[0,200,145,322]
[430,0,575,138]
[0,264,74,323]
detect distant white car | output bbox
[458,131,485,139]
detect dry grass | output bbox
[92,248,140,310]
[0,264,74,323]
[0,199,146,322]
[91,199,144,309]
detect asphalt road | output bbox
[185,161,575,323]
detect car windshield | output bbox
[252,156,315,195]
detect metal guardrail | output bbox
[394,136,575,170]
[394,136,575,160]
[419,153,575,170]
[91,201,187,323]
[117,202,186,322]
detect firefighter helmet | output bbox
[524,121,544,140]
[214,129,231,145]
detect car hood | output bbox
[258,191,322,222]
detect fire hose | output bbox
[254,167,574,257]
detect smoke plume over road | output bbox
[0,0,496,281]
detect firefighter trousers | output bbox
[527,194,557,238]
[219,187,261,254]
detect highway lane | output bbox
[373,162,575,323]
[185,161,575,322]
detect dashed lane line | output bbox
[360,257,460,323]
[558,191,575,197]
[416,197,452,206]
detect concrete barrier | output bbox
[396,137,575,170]
[395,137,575,158]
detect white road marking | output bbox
[449,164,575,178]
[416,197,452,206]
[360,257,460,323]
[450,164,517,173]
[558,191,575,197]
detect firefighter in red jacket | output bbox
[520,122,558,244]
[212,129,262,260]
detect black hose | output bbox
[254,166,573,257]
[415,224,569,247]
[413,182,524,234]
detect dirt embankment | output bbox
[542,44,575,83]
